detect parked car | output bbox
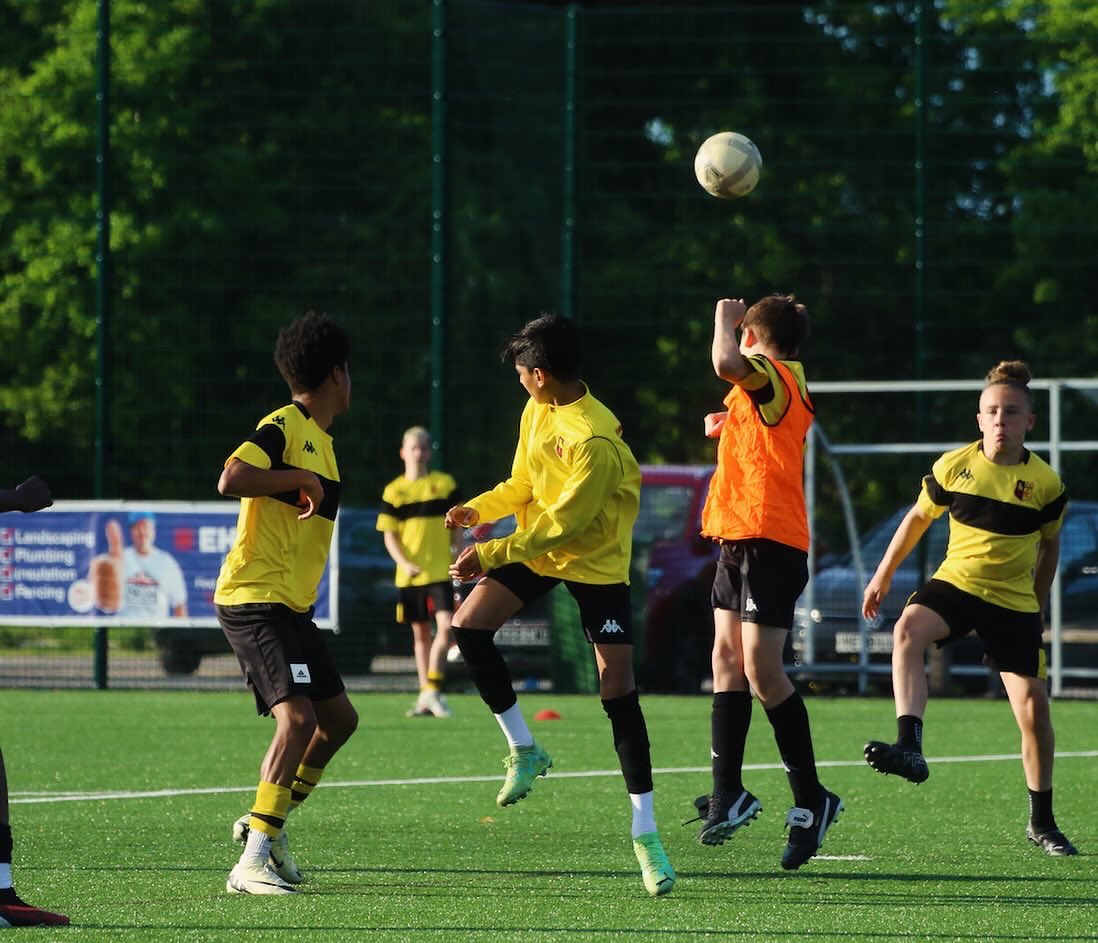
[793,500,1098,688]
[635,465,719,693]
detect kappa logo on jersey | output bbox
[303,440,317,455]
[1015,479,1034,501]
[290,663,312,683]
[744,597,758,613]
[599,619,624,635]
[272,415,285,426]
[957,468,974,481]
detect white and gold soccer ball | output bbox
[693,131,762,199]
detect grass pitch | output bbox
[3,689,1096,942]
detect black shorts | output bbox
[397,581,455,623]
[711,538,808,630]
[908,579,1047,679]
[487,562,634,645]
[217,603,346,715]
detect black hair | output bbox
[501,313,581,382]
[274,311,350,393]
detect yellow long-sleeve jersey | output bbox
[466,387,640,584]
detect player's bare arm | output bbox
[0,476,53,513]
[444,504,479,529]
[218,458,324,520]
[711,298,752,382]
[1033,532,1061,609]
[382,530,422,577]
[862,504,935,620]
[449,544,484,582]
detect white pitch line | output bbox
[10,750,1097,806]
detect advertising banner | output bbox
[0,501,335,628]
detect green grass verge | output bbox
[2,690,1096,942]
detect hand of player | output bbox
[862,573,891,622]
[296,475,324,520]
[449,544,484,582]
[445,504,479,530]
[703,412,727,438]
[715,297,747,329]
[402,562,423,578]
[13,476,52,512]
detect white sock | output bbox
[630,791,657,839]
[494,703,534,749]
[0,862,11,889]
[243,827,273,862]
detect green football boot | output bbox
[633,831,676,897]
[496,742,553,806]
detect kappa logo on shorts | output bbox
[290,663,312,683]
[599,619,624,634]
[744,597,758,613]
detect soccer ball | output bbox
[693,131,762,199]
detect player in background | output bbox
[377,426,462,718]
[862,360,1077,856]
[0,477,70,928]
[689,295,841,871]
[215,312,359,894]
[445,314,676,897]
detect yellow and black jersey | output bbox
[465,386,640,584]
[214,402,341,612]
[376,471,459,587]
[916,440,1066,612]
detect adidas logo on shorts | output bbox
[290,663,312,683]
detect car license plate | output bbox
[496,620,550,647]
[835,631,893,654]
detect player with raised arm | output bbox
[689,294,841,871]
[862,360,1077,856]
[216,311,359,894]
[445,314,676,897]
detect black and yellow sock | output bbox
[427,670,445,691]
[248,781,292,838]
[288,764,325,813]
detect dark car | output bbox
[635,464,720,693]
[793,500,1098,689]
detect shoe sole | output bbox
[864,741,929,784]
[699,799,762,846]
[497,758,553,806]
[226,877,297,895]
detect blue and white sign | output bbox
[0,501,335,628]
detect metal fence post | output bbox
[94,0,112,690]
